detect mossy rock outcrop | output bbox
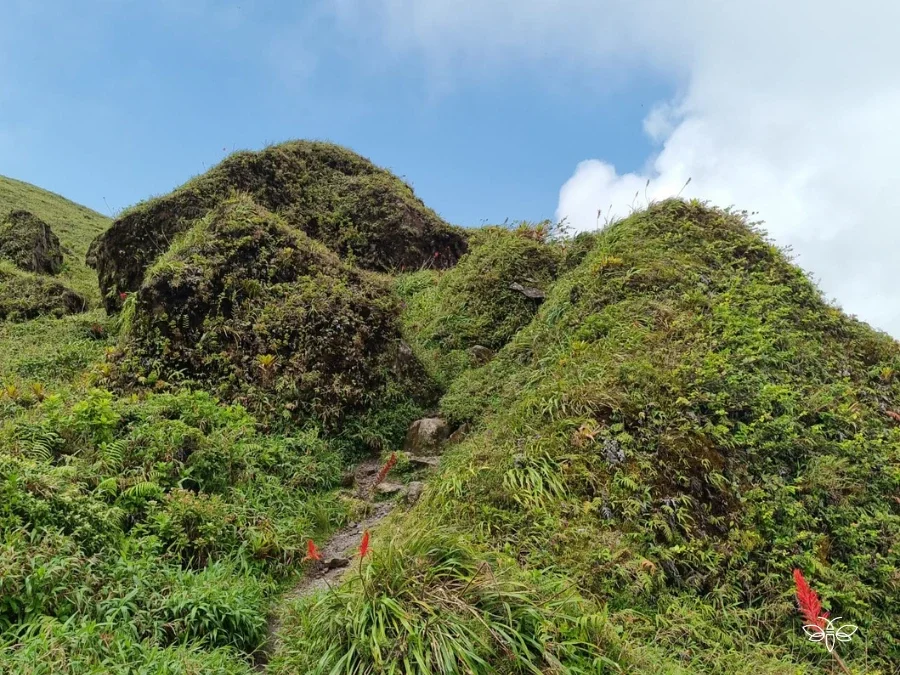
[398,225,563,385]
[89,141,468,312]
[0,209,64,275]
[117,195,435,429]
[0,262,86,321]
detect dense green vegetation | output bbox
[273,199,900,673]
[0,261,86,322]
[113,194,435,444]
[89,141,468,312]
[1,166,897,673]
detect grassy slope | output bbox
[0,175,110,303]
[273,199,900,673]
[0,175,112,388]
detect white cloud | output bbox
[327,0,900,335]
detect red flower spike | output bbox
[375,452,398,485]
[793,569,827,629]
[119,292,128,300]
[303,539,322,562]
[359,530,370,559]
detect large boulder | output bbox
[403,417,451,455]
[0,210,64,275]
[116,195,435,427]
[89,141,469,312]
[0,263,86,321]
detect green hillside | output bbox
[272,200,900,673]
[0,175,110,303]
[0,155,897,673]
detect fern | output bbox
[21,427,62,463]
[96,477,118,495]
[99,438,127,470]
[122,481,163,500]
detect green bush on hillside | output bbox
[430,199,900,669]
[0,385,351,665]
[398,224,563,386]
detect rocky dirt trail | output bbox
[254,417,456,670]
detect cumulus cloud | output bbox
[327,0,900,335]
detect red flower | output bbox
[118,292,128,300]
[375,452,398,485]
[793,569,827,629]
[303,539,322,562]
[359,530,370,559]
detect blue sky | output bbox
[3,1,900,336]
[0,1,668,226]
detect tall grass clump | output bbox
[269,527,624,674]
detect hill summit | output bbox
[88,141,468,312]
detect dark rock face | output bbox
[0,210,64,275]
[403,417,451,455]
[116,195,435,426]
[88,141,469,313]
[468,345,493,365]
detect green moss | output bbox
[398,225,563,387]
[89,140,468,312]
[0,261,87,322]
[116,194,436,435]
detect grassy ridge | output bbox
[0,176,109,304]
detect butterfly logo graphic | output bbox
[803,617,858,653]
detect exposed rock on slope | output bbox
[0,210,64,274]
[116,195,435,427]
[0,174,110,304]
[89,141,468,312]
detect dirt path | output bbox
[254,456,423,669]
